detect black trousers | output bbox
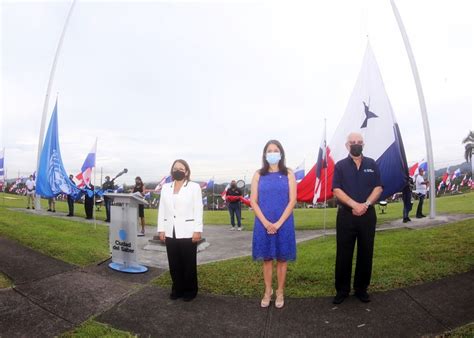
[104,197,112,221]
[335,206,376,295]
[67,195,74,216]
[228,203,242,227]
[84,197,94,219]
[166,233,198,298]
[416,194,425,217]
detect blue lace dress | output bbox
[252,172,296,261]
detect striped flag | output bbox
[76,139,97,188]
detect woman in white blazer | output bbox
[157,159,203,301]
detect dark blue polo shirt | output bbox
[332,155,382,203]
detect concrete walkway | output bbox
[1,234,472,337]
[0,236,164,337]
[96,270,474,337]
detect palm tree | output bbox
[462,130,474,177]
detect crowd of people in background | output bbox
[0,133,472,309]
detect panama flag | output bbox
[437,180,444,192]
[451,168,461,180]
[409,159,428,178]
[154,175,172,192]
[221,183,230,200]
[36,100,81,198]
[297,122,334,203]
[460,174,467,186]
[441,167,450,184]
[297,44,409,202]
[0,148,5,189]
[294,161,305,182]
[76,139,97,188]
[207,178,214,190]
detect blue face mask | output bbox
[266,152,281,165]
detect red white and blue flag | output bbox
[76,139,97,188]
[294,161,305,182]
[451,168,461,180]
[409,160,428,178]
[154,175,172,192]
[297,43,409,203]
[221,183,230,201]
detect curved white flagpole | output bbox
[35,0,77,210]
[390,0,436,218]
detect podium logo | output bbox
[119,229,127,241]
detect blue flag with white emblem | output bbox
[36,100,80,198]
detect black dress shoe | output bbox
[403,218,408,223]
[416,215,423,219]
[407,217,412,222]
[169,293,180,300]
[332,293,348,304]
[355,291,371,303]
[182,295,196,302]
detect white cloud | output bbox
[1,0,472,183]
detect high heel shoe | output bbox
[275,290,284,309]
[260,289,273,308]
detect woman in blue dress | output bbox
[250,140,297,309]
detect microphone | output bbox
[112,168,128,181]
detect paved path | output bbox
[96,270,474,337]
[1,235,472,337]
[10,207,474,269]
[0,236,164,337]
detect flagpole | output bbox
[1,149,3,205]
[323,119,327,238]
[93,137,98,230]
[212,176,215,210]
[34,0,76,211]
[390,0,436,218]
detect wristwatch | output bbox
[365,200,371,207]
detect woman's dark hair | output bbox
[135,176,143,186]
[170,159,191,181]
[259,139,288,176]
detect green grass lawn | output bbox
[0,207,109,267]
[61,320,135,338]
[154,219,474,297]
[2,191,472,231]
[442,322,474,337]
[0,272,11,289]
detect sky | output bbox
[1,0,473,185]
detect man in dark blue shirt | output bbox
[227,180,243,231]
[332,132,383,304]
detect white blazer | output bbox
[157,181,203,239]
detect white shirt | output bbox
[25,179,35,191]
[414,174,426,195]
[157,181,203,239]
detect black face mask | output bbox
[350,144,363,157]
[231,183,237,188]
[172,170,186,181]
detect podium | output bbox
[105,193,149,273]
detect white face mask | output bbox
[266,152,281,165]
